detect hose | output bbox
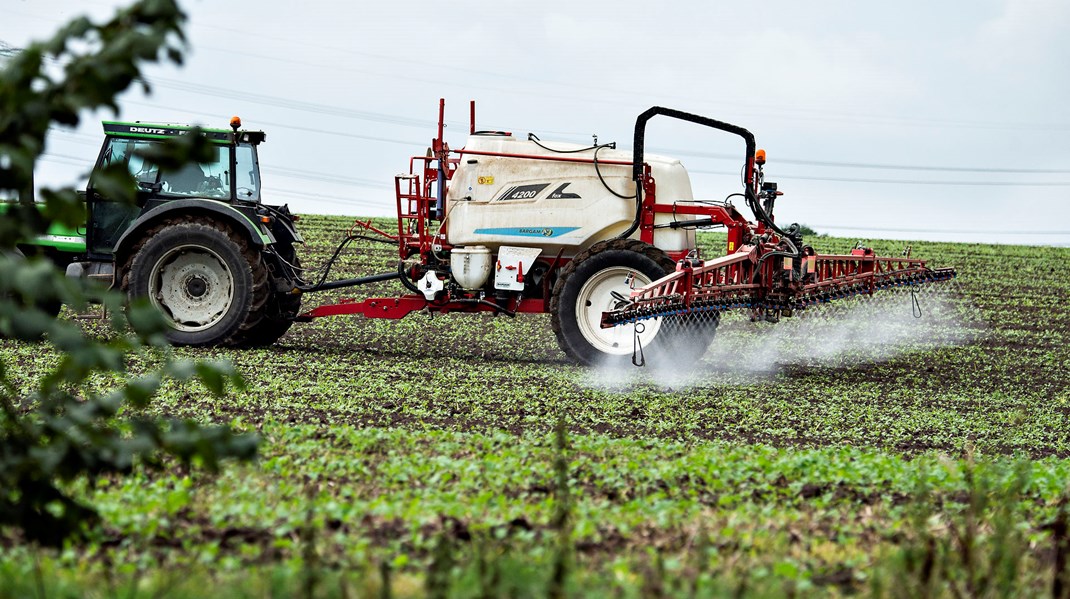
[397,260,422,294]
[527,133,604,154]
[312,236,357,288]
[744,187,799,256]
[527,132,639,241]
[594,144,636,200]
[752,250,797,284]
[613,188,642,241]
[528,133,635,199]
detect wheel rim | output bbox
[148,244,234,332]
[575,266,662,356]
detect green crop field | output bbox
[2,214,1069,597]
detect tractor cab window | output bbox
[90,137,234,254]
[91,138,151,254]
[100,139,153,186]
[98,138,232,200]
[159,145,230,199]
[235,143,261,202]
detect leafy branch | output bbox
[0,0,258,548]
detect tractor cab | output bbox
[87,120,267,256]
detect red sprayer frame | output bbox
[602,246,955,328]
[299,100,955,326]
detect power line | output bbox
[11,5,1070,134]
[39,79,1070,189]
[183,21,1067,133]
[43,135,1070,190]
[0,40,23,58]
[811,224,1070,236]
[691,169,1070,187]
[266,166,391,189]
[148,77,439,130]
[53,121,1068,180]
[269,187,390,210]
[120,91,1070,181]
[41,152,92,164]
[41,149,395,191]
[122,86,1070,178]
[777,173,1070,187]
[118,99,429,148]
[664,147,1070,175]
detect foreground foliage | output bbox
[0,0,255,548]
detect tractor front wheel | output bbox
[126,221,257,347]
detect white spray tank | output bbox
[443,133,696,257]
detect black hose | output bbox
[313,236,357,288]
[527,133,608,154]
[528,133,634,200]
[594,144,636,200]
[745,187,799,256]
[307,270,401,292]
[613,188,643,241]
[397,260,422,294]
[752,250,797,284]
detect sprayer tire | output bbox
[124,218,266,347]
[550,239,718,367]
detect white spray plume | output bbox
[581,285,986,391]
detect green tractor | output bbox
[2,118,304,347]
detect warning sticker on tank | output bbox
[477,176,494,185]
[495,183,549,201]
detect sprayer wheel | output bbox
[550,239,718,367]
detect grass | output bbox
[1,214,1069,597]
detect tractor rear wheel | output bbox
[231,248,301,348]
[125,220,263,347]
[233,292,300,347]
[550,239,718,367]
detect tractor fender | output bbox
[266,209,303,247]
[113,200,273,267]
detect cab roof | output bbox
[101,121,266,144]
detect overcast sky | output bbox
[3,0,1068,246]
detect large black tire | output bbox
[124,219,267,347]
[550,239,719,367]
[230,249,301,348]
[235,293,300,347]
